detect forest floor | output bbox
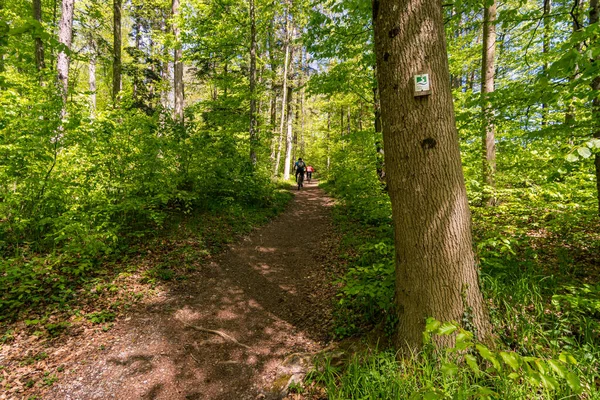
[1,181,341,400]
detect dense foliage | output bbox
[1,0,600,396]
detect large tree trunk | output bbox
[373,0,491,352]
[113,0,122,101]
[172,0,184,122]
[249,0,258,164]
[481,0,497,206]
[33,0,45,74]
[591,0,600,215]
[274,11,291,177]
[57,0,75,105]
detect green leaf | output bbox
[437,322,458,336]
[441,362,459,377]
[527,371,542,386]
[577,147,592,158]
[566,372,582,394]
[540,373,559,390]
[508,372,520,380]
[476,344,501,371]
[425,317,441,333]
[464,354,480,375]
[547,359,566,378]
[499,351,520,371]
[559,351,578,365]
[565,153,579,162]
[534,359,547,374]
[455,330,473,350]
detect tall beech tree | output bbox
[373,0,491,350]
[112,0,122,101]
[172,0,184,122]
[33,0,45,73]
[249,0,258,164]
[481,0,497,205]
[274,6,291,177]
[57,0,75,105]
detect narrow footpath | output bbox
[48,181,336,400]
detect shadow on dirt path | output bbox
[49,181,336,400]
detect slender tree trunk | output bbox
[327,112,331,171]
[565,0,583,125]
[541,0,551,126]
[268,21,278,162]
[113,0,122,101]
[481,0,497,206]
[347,107,351,135]
[172,0,184,122]
[373,0,491,352]
[133,17,142,101]
[249,0,258,164]
[590,0,600,215]
[274,10,291,177]
[89,46,96,118]
[57,0,75,106]
[33,0,45,74]
[283,83,294,180]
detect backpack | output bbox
[297,161,306,171]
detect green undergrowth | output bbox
[0,188,292,330]
[317,165,600,398]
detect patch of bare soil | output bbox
[32,182,336,399]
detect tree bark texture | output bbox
[57,0,74,105]
[113,0,122,101]
[249,0,258,164]
[33,0,45,73]
[172,0,184,122]
[373,0,492,351]
[481,0,497,206]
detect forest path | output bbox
[49,181,336,400]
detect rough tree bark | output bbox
[57,0,75,105]
[113,0,122,101]
[33,0,45,73]
[249,0,258,164]
[172,0,184,122]
[373,0,492,351]
[481,0,497,206]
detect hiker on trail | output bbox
[295,158,306,182]
[306,165,314,181]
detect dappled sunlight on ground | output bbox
[47,182,336,400]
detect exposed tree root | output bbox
[177,318,251,349]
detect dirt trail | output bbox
[48,181,335,400]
